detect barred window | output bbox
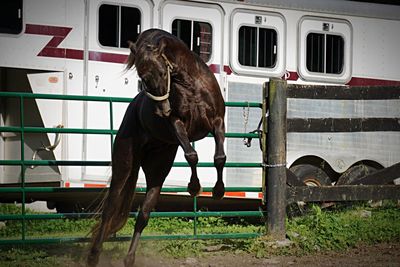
[98,4,141,48]
[172,19,212,62]
[0,0,23,34]
[306,33,344,74]
[238,26,277,68]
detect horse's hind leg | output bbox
[212,117,226,199]
[124,144,178,267]
[87,137,139,267]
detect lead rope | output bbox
[162,54,173,101]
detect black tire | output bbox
[46,201,57,210]
[336,164,377,185]
[336,164,377,208]
[290,164,332,186]
[55,202,85,213]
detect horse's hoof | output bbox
[187,182,202,197]
[87,254,99,267]
[124,255,135,267]
[212,185,225,200]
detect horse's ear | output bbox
[125,41,136,70]
[144,39,167,55]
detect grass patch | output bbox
[0,202,399,266]
[287,204,400,251]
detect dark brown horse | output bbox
[87,29,226,267]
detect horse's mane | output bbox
[125,40,136,71]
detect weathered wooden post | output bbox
[263,79,287,239]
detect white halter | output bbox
[145,53,174,102]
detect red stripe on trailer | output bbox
[208,64,220,74]
[25,24,72,37]
[46,36,66,48]
[223,65,233,75]
[282,71,299,81]
[25,24,78,60]
[38,47,68,58]
[208,64,233,75]
[89,51,128,64]
[66,49,84,60]
[283,70,400,86]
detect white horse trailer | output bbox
[0,0,399,207]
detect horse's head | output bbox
[140,51,174,118]
[128,39,174,118]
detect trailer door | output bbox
[226,10,286,187]
[84,0,152,182]
[0,70,64,184]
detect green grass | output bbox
[0,202,399,266]
[274,204,399,256]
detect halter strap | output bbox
[145,53,174,102]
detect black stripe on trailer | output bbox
[288,118,400,132]
[287,85,400,100]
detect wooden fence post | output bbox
[264,79,287,240]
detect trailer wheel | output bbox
[287,164,332,217]
[55,202,85,213]
[290,164,332,186]
[46,201,56,210]
[55,203,74,213]
[336,164,377,185]
[336,164,378,207]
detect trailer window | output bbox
[98,4,141,48]
[238,26,277,68]
[0,0,23,34]
[172,19,212,62]
[306,33,344,74]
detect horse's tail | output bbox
[87,187,108,237]
[89,185,136,236]
[125,41,136,71]
[88,150,138,243]
[87,174,137,266]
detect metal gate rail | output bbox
[0,92,264,245]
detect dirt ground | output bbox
[93,242,400,267]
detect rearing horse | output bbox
[87,29,226,267]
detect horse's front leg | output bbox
[212,117,226,199]
[172,119,202,197]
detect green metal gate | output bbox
[0,91,265,245]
